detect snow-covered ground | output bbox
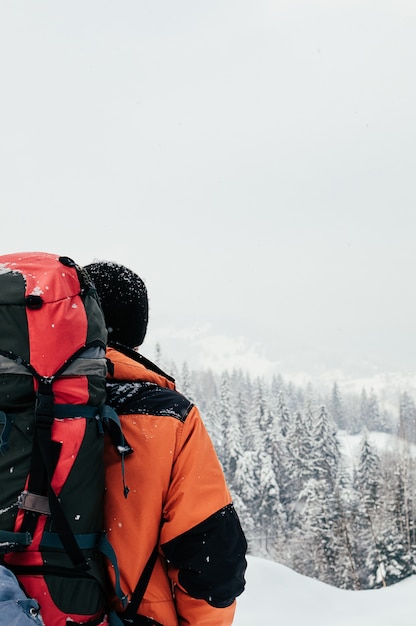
[337,430,416,476]
[234,556,416,625]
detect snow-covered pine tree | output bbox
[203,391,222,456]
[220,374,243,482]
[284,409,315,524]
[255,448,286,560]
[233,449,258,551]
[356,431,381,508]
[233,376,254,453]
[179,361,195,403]
[360,388,390,432]
[307,405,355,587]
[276,391,291,438]
[330,382,348,431]
[381,446,416,583]
[311,405,341,483]
[353,432,386,588]
[399,391,416,444]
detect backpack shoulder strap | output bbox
[123,544,159,620]
[109,544,159,624]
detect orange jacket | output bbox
[104,345,247,626]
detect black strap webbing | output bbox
[123,545,159,620]
[0,345,105,570]
[21,380,89,571]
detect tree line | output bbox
[157,347,416,590]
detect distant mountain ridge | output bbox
[146,324,416,401]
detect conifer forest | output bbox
[160,349,416,591]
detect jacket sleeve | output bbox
[159,405,247,625]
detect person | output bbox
[84,261,247,626]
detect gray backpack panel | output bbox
[0,564,44,625]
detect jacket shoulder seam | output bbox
[107,381,193,422]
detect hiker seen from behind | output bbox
[85,261,247,626]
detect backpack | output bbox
[0,564,44,626]
[0,252,129,626]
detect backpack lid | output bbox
[0,252,107,377]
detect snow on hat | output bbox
[84,261,148,348]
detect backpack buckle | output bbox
[18,491,51,516]
[35,382,55,425]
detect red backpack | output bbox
[0,252,128,625]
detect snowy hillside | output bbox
[338,430,416,470]
[235,556,416,625]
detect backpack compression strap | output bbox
[22,376,90,571]
[109,544,159,625]
[0,344,106,571]
[0,346,133,601]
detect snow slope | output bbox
[234,556,416,625]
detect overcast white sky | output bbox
[1,1,416,381]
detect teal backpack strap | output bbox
[54,404,105,435]
[109,544,160,625]
[97,534,128,609]
[108,611,125,626]
[40,532,99,551]
[100,405,133,453]
[100,405,133,498]
[39,532,129,609]
[53,405,99,419]
[0,530,32,554]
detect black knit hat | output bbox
[84,261,149,348]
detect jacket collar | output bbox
[106,342,176,390]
